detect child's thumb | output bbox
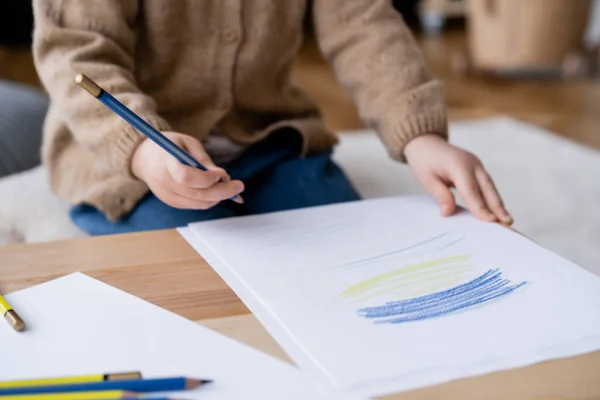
[182,137,230,181]
[181,137,214,167]
[424,176,455,216]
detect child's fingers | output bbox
[156,187,219,210]
[196,180,245,202]
[423,175,456,216]
[181,137,231,180]
[165,177,244,203]
[475,168,513,225]
[453,170,497,222]
[176,134,231,181]
[167,158,224,189]
[181,136,217,167]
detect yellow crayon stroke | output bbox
[339,254,471,299]
[354,263,475,301]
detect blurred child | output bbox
[32,0,512,235]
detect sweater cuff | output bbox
[109,114,172,178]
[384,111,448,163]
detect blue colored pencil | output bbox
[0,377,210,396]
[74,73,242,204]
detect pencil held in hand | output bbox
[130,131,245,209]
[74,73,243,205]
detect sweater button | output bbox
[222,28,238,43]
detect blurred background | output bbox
[0,0,599,270]
[298,0,600,150]
[2,0,600,148]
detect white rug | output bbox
[0,117,598,276]
[333,116,600,276]
[0,166,86,245]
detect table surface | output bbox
[1,229,599,400]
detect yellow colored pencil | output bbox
[0,390,136,400]
[0,372,142,389]
[0,294,24,332]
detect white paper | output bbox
[332,117,600,273]
[183,195,600,397]
[0,273,363,399]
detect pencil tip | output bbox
[185,378,212,389]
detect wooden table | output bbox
[1,230,599,399]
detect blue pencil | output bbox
[0,377,210,396]
[74,73,242,204]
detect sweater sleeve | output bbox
[32,0,171,174]
[312,0,448,161]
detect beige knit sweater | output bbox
[32,0,448,221]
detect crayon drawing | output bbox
[339,254,527,324]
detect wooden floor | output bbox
[2,28,599,150]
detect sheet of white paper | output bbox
[183,195,600,398]
[0,273,363,400]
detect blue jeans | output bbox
[70,129,361,235]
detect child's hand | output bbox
[131,132,244,209]
[404,134,512,224]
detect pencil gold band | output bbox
[106,372,142,380]
[4,310,25,332]
[75,73,102,97]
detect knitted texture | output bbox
[32,0,447,221]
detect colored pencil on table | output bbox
[0,372,142,389]
[0,377,210,396]
[74,73,243,204]
[0,293,24,332]
[0,392,183,400]
[0,395,181,400]
[0,390,136,400]
[0,390,182,400]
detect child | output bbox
[32,0,512,235]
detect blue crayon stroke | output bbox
[356,269,527,324]
[382,282,528,324]
[361,268,502,314]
